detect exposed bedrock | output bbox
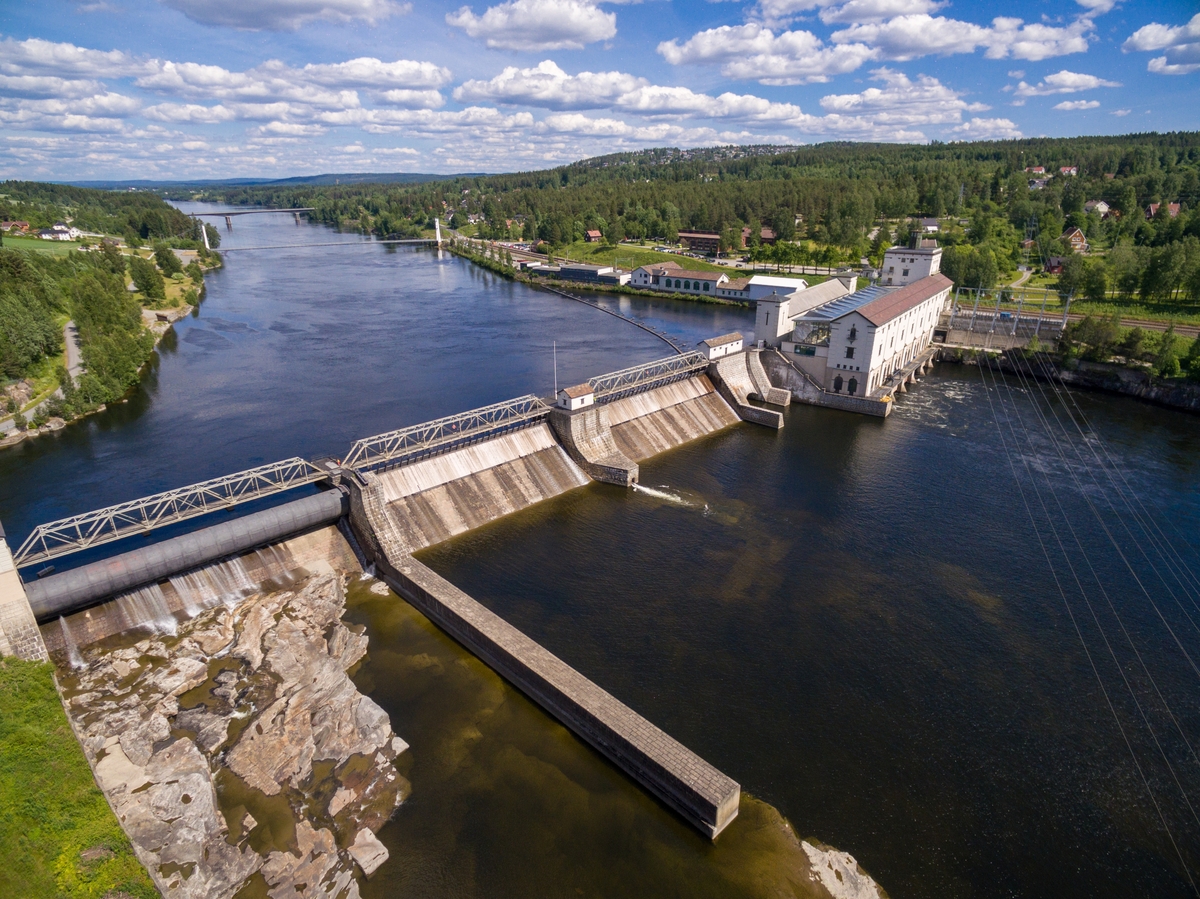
[58,572,408,899]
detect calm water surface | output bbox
[4,208,1200,896]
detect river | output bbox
[4,206,1200,897]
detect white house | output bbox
[823,274,952,396]
[754,277,857,347]
[880,238,942,287]
[557,384,595,411]
[632,264,729,296]
[700,332,743,360]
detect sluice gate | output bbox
[4,347,783,840]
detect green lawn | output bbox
[558,240,729,273]
[0,236,83,256]
[0,658,157,899]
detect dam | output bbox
[2,344,789,843]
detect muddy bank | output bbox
[57,572,408,899]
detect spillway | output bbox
[604,375,740,461]
[373,423,590,551]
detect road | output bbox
[64,320,83,382]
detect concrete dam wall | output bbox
[372,423,589,552]
[604,376,740,461]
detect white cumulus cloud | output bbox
[1013,70,1119,96]
[1124,13,1200,75]
[1053,99,1100,110]
[158,0,407,31]
[455,60,644,109]
[831,14,1092,61]
[447,0,616,51]
[0,37,145,77]
[951,117,1022,139]
[658,23,875,84]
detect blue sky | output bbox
[0,0,1197,179]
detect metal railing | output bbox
[13,457,327,568]
[589,351,710,403]
[343,395,551,472]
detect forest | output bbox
[210,133,1200,304]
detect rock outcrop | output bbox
[59,572,407,899]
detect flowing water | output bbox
[4,207,1200,896]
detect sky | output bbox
[0,0,1198,180]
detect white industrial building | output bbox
[631,262,729,295]
[715,274,809,301]
[754,277,858,347]
[782,273,953,397]
[881,238,942,286]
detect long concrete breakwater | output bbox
[1,347,791,841]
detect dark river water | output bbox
[5,207,1200,897]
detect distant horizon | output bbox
[2,0,1197,180]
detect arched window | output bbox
[684,280,691,289]
[833,375,843,392]
[703,282,710,291]
[674,279,681,288]
[848,377,858,395]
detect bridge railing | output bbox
[13,457,328,568]
[344,395,551,473]
[589,352,710,403]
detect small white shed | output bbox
[700,332,744,360]
[557,383,595,411]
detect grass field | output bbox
[1,236,82,255]
[0,658,157,899]
[558,240,729,273]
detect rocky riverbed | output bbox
[57,571,408,899]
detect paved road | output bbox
[64,320,83,382]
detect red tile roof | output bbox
[855,273,953,327]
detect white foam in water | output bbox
[632,483,692,506]
[115,583,178,636]
[59,616,84,669]
[254,545,294,583]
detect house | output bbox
[557,384,595,411]
[677,231,722,255]
[633,267,729,296]
[1146,202,1181,219]
[584,229,603,243]
[1024,166,1046,174]
[741,226,777,246]
[1029,179,1049,190]
[1045,256,1066,274]
[920,218,940,233]
[1061,227,1088,253]
[717,274,808,302]
[1083,200,1110,216]
[39,225,74,241]
[1059,166,1078,176]
[0,221,29,233]
[1021,238,1037,250]
[881,238,942,287]
[699,332,743,360]
[783,274,953,397]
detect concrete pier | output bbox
[345,472,741,838]
[549,404,639,486]
[0,525,47,660]
[708,355,785,428]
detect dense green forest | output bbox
[212,133,1200,304]
[0,181,206,247]
[1,183,217,430]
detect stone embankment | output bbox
[59,572,407,899]
[938,347,1200,415]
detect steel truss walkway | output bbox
[589,352,710,403]
[343,395,551,473]
[12,458,327,568]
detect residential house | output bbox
[1029,179,1049,190]
[1083,200,1110,216]
[1024,166,1046,174]
[1146,202,1182,219]
[920,218,940,233]
[1061,227,1088,253]
[584,229,603,243]
[1045,256,1066,274]
[0,221,29,232]
[1059,166,1078,176]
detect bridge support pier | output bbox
[548,406,638,487]
[0,527,47,661]
[225,216,232,231]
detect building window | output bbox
[833,375,843,392]
[848,325,857,342]
[674,279,681,288]
[703,282,710,291]
[685,280,691,289]
[848,378,858,395]
[845,346,855,359]
[902,269,910,277]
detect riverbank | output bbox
[0,657,157,899]
[937,345,1200,414]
